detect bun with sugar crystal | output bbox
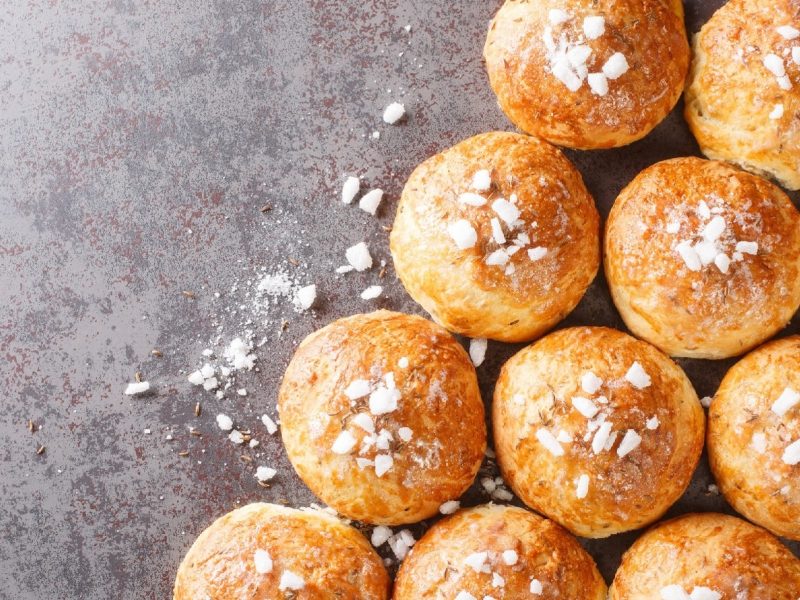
[605,157,800,359]
[708,335,800,541]
[174,503,389,600]
[393,504,607,600]
[610,512,800,600]
[484,0,689,149]
[278,310,486,525]
[685,0,800,190]
[390,131,599,343]
[493,326,704,538]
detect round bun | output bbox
[393,504,607,600]
[685,0,800,190]
[278,310,486,525]
[173,503,389,600]
[610,512,800,599]
[708,336,800,541]
[605,157,800,359]
[390,132,599,343]
[493,326,704,538]
[483,0,688,149]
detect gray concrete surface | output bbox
[1,1,797,598]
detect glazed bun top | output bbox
[685,0,800,190]
[278,310,486,525]
[610,512,800,600]
[605,157,800,359]
[173,503,389,600]
[708,335,800,541]
[390,132,599,343]
[393,504,607,600]
[484,0,689,149]
[493,326,705,538]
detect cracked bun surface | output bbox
[685,0,800,190]
[609,512,800,599]
[484,0,689,149]
[174,503,389,600]
[708,336,800,541]
[390,132,599,343]
[605,157,800,359]
[493,326,704,538]
[393,504,607,600]
[278,310,486,525]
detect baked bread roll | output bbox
[173,503,389,600]
[393,504,607,600]
[708,336,800,541]
[484,0,688,149]
[605,157,800,359]
[278,310,486,525]
[390,132,599,343]
[493,326,704,538]
[685,0,800,190]
[610,512,800,599]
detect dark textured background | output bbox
[1,1,798,598]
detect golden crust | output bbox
[389,132,599,343]
[493,326,704,538]
[685,0,800,190]
[605,157,800,359]
[610,512,800,599]
[278,310,486,525]
[708,336,800,541]
[484,0,689,149]
[666,0,684,20]
[173,503,389,600]
[393,504,607,599]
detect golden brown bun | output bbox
[493,326,704,538]
[708,336,800,541]
[484,0,689,149]
[610,512,800,599]
[685,0,800,190]
[393,504,607,600]
[605,157,800,359]
[390,132,599,343]
[173,503,389,600]
[278,310,486,525]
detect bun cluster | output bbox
[174,1,800,597]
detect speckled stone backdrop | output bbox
[1,1,798,598]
